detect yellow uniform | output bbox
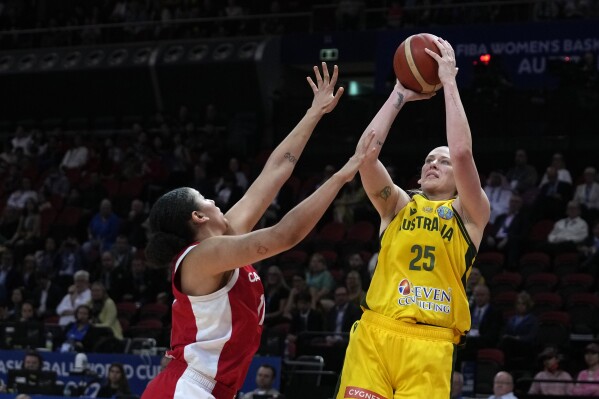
[335,194,477,399]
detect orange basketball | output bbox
[393,33,442,94]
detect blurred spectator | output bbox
[506,149,538,196]
[22,349,43,371]
[543,200,588,255]
[97,363,131,398]
[386,1,403,29]
[533,0,560,20]
[335,0,365,31]
[40,166,70,199]
[120,198,148,249]
[468,285,503,348]
[6,288,25,321]
[79,172,108,210]
[240,364,281,399]
[571,342,599,396]
[485,194,529,268]
[89,282,122,340]
[31,271,63,319]
[287,292,323,343]
[333,176,367,225]
[0,249,23,305]
[345,270,365,307]
[10,179,36,211]
[60,135,89,171]
[93,251,130,303]
[121,256,162,305]
[34,237,59,277]
[528,347,573,396]
[190,163,215,201]
[283,273,310,318]
[14,301,37,323]
[484,171,513,224]
[539,152,573,186]
[306,253,336,310]
[534,166,573,220]
[83,199,121,256]
[59,304,99,353]
[489,371,517,399]
[214,172,243,213]
[55,236,84,289]
[110,234,135,271]
[7,199,40,258]
[324,286,361,345]
[573,166,599,222]
[10,127,33,156]
[260,0,284,35]
[452,371,464,399]
[226,157,249,192]
[20,254,37,295]
[264,265,289,327]
[344,252,370,289]
[499,291,539,365]
[580,220,599,277]
[56,270,91,326]
[461,284,503,365]
[466,266,486,302]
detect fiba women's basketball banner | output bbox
[0,350,280,396]
[280,20,598,91]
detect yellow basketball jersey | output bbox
[364,193,477,336]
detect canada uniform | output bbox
[336,194,477,399]
[142,244,265,399]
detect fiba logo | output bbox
[398,279,412,296]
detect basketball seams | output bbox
[405,35,436,94]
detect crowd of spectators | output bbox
[0,97,598,395]
[1,0,598,49]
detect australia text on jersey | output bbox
[398,214,454,242]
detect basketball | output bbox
[393,33,443,94]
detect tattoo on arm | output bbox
[378,186,392,201]
[284,152,297,164]
[393,91,404,109]
[256,245,268,255]
[376,140,384,146]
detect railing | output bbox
[0,0,577,51]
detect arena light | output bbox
[479,53,491,65]
[163,45,184,63]
[238,42,257,60]
[212,43,233,61]
[85,49,105,67]
[17,54,36,71]
[62,51,82,68]
[40,53,59,70]
[188,44,209,61]
[108,49,129,66]
[0,55,13,72]
[133,47,152,64]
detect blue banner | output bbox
[281,20,599,91]
[375,20,599,91]
[0,350,281,396]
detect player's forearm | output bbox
[361,89,404,156]
[265,107,323,173]
[273,173,347,245]
[443,81,472,156]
